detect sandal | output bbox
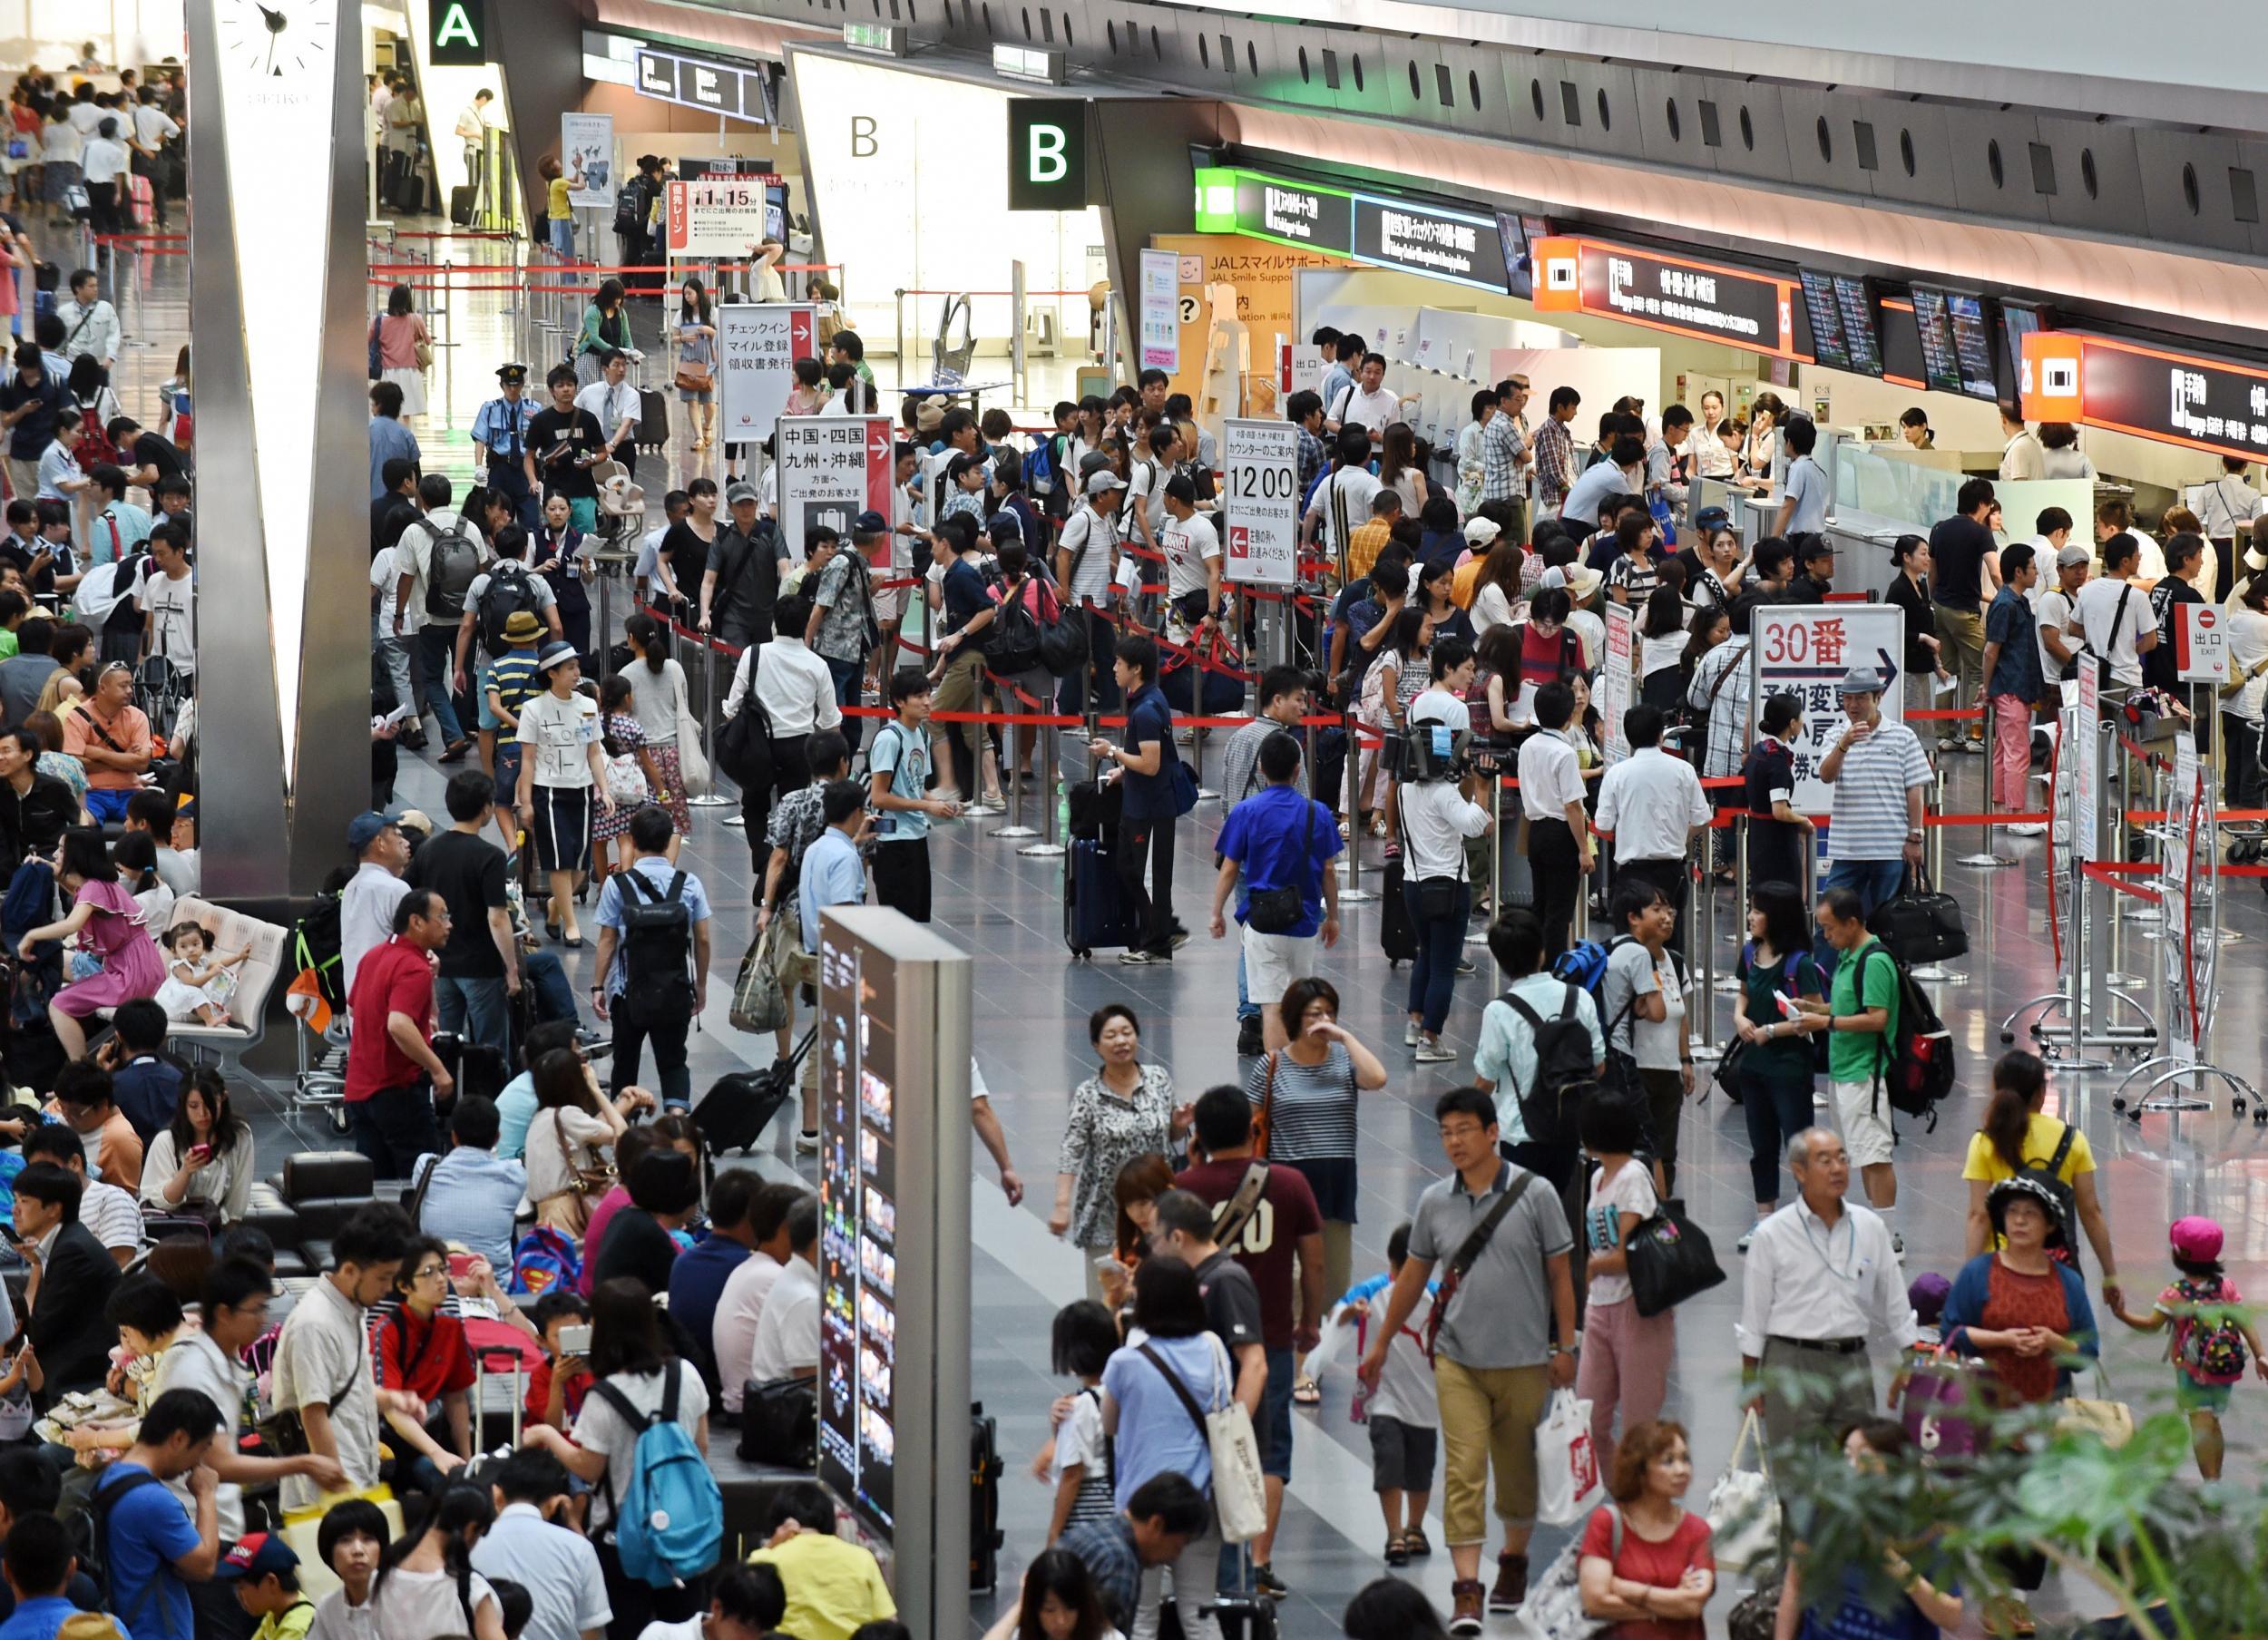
[1403,1526,1432,1557]
[1292,1378,1321,1405]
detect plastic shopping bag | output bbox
[1706,1408,1782,1574]
[1531,1390,1602,1527]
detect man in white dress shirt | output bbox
[1593,704,1712,951]
[1325,352,1415,441]
[1736,1128,1915,1458]
[573,349,645,484]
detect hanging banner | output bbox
[1220,417,1300,588]
[2072,653,2100,864]
[777,416,895,559]
[665,177,785,257]
[1531,234,1797,359]
[717,303,817,444]
[1139,248,1179,372]
[2021,329,2268,465]
[1748,603,1907,815]
[1601,603,1637,766]
[559,112,614,209]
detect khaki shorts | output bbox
[1831,1078,1896,1167]
[1240,925,1315,1017]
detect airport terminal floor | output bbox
[31,95,2268,1628]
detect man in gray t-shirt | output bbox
[1355,1088,1576,1626]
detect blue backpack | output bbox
[510,1225,581,1298]
[591,1369,723,1586]
[1548,934,1647,1099]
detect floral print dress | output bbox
[1056,1062,1178,1252]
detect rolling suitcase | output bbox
[970,1402,1004,1593]
[1378,857,1418,967]
[694,1028,812,1156]
[635,388,671,453]
[126,173,153,227]
[449,184,476,227]
[1066,836,1139,958]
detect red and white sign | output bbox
[717,303,816,444]
[664,176,783,257]
[2176,600,2229,683]
[776,416,894,561]
[1276,343,1326,402]
[1220,417,1299,587]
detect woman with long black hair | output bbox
[573,278,632,390]
[367,1484,508,1640]
[676,276,717,450]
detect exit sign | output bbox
[427,0,488,64]
[1006,97,1086,211]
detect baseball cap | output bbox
[1085,469,1124,496]
[2171,1215,2225,1264]
[2056,542,2091,569]
[346,812,397,853]
[851,511,889,540]
[1463,517,1502,547]
[1836,665,1884,696]
[1693,505,1732,533]
[725,482,760,506]
[217,1533,299,1582]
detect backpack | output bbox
[475,561,543,656]
[617,869,695,1021]
[76,406,121,470]
[2172,1276,2250,1383]
[1861,943,1957,1130]
[2011,1122,2083,1269]
[613,181,644,234]
[510,1224,582,1297]
[1549,935,1648,1100]
[289,891,346,1016]
[72,1467,163,1625]
[983,577,1048,675]
[1028,429,1061,495]
[418,518,482,621]
[1499,981,1600,1147]
[590,1370,724,1586]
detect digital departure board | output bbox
[1910,286,1963,396]
[1834,276,1884,378]
[1797,270,1849,372]
[1945,290,1999,401]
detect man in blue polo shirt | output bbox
[93,1387,224,1640]
[1209,728,1343,1050]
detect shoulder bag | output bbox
[1421,1170,1534,1361]
[671,666,711,797]
[1209,1160,1272,1253]
[534,1109,616,1236]
[1244,801,1315,934]
[1624,1199,1727,1317]
[258,1349,363,1459]
[1139,1339,1268,1543]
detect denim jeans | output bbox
[435,975,510,1054]
[825,654,865,755]
[1236,948,1258,1023]
[1404,879,1469,1034]
[415,624,466,745]
[524,949,577,1025]
[1822,855,1907,921]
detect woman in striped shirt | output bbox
[1243,975,1389,1401]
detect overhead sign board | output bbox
[1350,194,1510,293]
[2021,329,2268,465]
[1220,418,1300,587]
[1533,235,1796,358]
[1006,97,1088,211]
[635,44,777,123]
[1747,602,1907,815]
[427,0,488,65]
[1193,165,1503,290]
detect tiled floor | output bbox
[158,223,2268,1635]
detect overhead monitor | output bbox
[1834,276,1884,378]
[1909,285,1964,397]
[1495,210,1528,278]
[1943,289,1999,402]
[2001,300,2053,399]
[1797,269,1849,372]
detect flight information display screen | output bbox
[1834,276,1884,378]
[1945,290,1999,401]
[1797,270,1849,372]
[817,928,899,1537]
[1911,286,1964,396]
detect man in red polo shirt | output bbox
[344,888,455,1181]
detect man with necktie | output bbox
[472,362,541,531]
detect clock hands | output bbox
[258,4,288,31]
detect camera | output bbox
[1384,720,1472,784]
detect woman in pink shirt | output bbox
[373,282,432,417]
[19,826,163,1059]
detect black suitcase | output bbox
[970,1402,1003,1593]
[1066,837,1139,958]
[1200,1546,1279,1640]
[449,184,475,227]
[695,1029,812,1156]
[636,388,671,452]
[1378,857,1418,966]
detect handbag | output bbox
[1139,1339,1268,1543]
[738,1374,816,1467]
[414,337,434,370]
[1901,1345,1989,1469]
[1710,1033,1750,1099]
[1244,802,1315,934]
[534,1110,615,1236]
[1866,865,1968,964]
[729,914,793,1035]
[673,675,711,797]
[1520,1507,1617,1639]
[1705,1409,1781,1574]
[1532,1389,1603,1526]
[1725,1576,1782,1640]
[1625,1201,1727,1317]
[675,361,714,393]
[2057,1363,2135,1448]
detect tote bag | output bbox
[673,668,712,797]
[1139,1338,1268,1543]
[1705,1408,1781,1574]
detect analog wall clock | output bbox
[218,0,333,82]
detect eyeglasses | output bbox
[411,1264,446,1282]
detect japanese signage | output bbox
[635,44,777,123]
[1748,603,1907,815]
[1276,343,1327,402]
[717,303,816,444]
[2072,653,2100,864]
[1139,249,1179,372]
[1601,604,1637,766]
[1533,235,1796,359]
[1199,170,1354,254]
[558,112,613,210]
[1006,98,1087,210]
[1220,418,1301,588]
[1350,196,1510,293]
[2020,330,2268,466]
[664,178,784,258]
[2176,601,2230,683]
[427,0,488,66]
[777,417,894,560]
[2164,734,2201,1047]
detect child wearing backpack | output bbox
[2112,1215,2268,1479]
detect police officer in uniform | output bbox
[472,362,541,531]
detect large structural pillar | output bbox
[188,0,373,904]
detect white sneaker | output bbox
[795,1130,819,1154]
[1404,1020,1421,1046]
[1414,1040,1458,1063]
[2006,823,2047,837]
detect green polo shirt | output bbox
[1826,935,1898,1084]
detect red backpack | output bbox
[77,407,121,470]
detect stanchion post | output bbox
[993,698,1040,840]
[688,635,734,807]
[1929,764,1948,883]
[1019,718,1066,857]
[894,289,907,392]
[1960,704,2014,868]
[1336,707,1375,903]
[1717,813,1749,993]
[1690,850,1723,1061]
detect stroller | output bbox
[590,461,647,556]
